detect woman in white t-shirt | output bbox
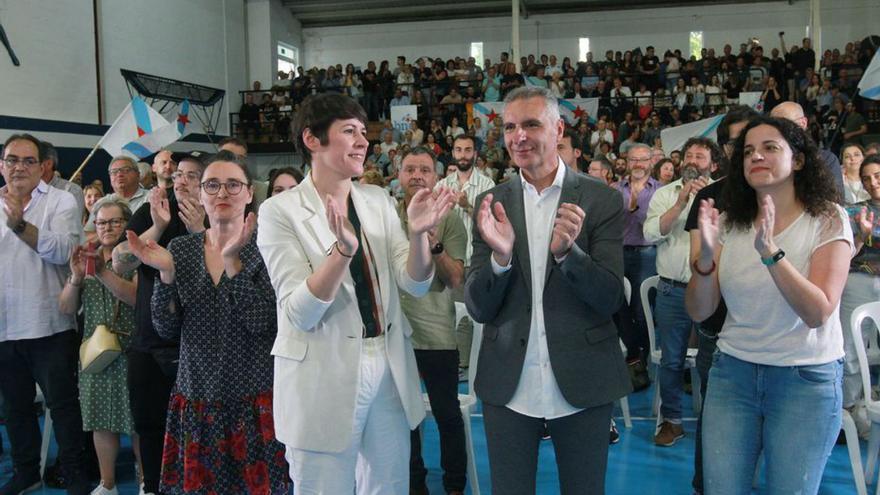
[687,116,853,495]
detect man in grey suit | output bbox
[465,86,631,494]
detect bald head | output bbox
[770,101,807,130]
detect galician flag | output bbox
[559,98,599,125]
[469,102,505,128]
[858,51,880,100]
[100,97,182,159]
[660,114,725,155]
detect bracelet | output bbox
[334,241,354,258]
[691,258,716,276]
[68,275,82,287]
[761,249,786,266]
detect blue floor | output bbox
[0,380,869,494]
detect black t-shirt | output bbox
[684,178,727,335]
[127,193,206,352]
[641,56,659,73]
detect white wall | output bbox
[1,0,247,136]
[0,0,99,123]
[301,0,880,69]
[246,0,302,89]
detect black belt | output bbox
[659,276,688,289]
[624,245,655,251]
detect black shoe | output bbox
[410,483,430,495]
[0,472,41,495]
[43,462,67,489]
[609,419,620,444]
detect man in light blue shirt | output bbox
[0,134,90,495]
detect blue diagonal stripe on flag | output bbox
[131,97,153,135]
[858,51,880,101]
[122,141,155,159]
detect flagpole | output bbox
[69,141,103,181]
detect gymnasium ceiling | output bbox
[284,0,781,28]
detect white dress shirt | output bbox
[643,177,712,282]
[0,181,82,341]
[491,161,583,419]
[437,168,496,264]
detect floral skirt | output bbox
[160,390,289,494]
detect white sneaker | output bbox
[90,482,119,495]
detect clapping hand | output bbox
[221,212,257,259]
[856,206,875,243]
[754,194,778,258]
[126,230,175,283]
[550,203,585,258]
[326,196,358,257]
[476,193,515,265]
[697,198,720,265]
[178,196,206,233]
[149,187,171,231]
[407,186,456,236]
[1,190,23,230]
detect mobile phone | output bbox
[85,242,97,276]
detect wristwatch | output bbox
[430,242,444,255]
[12,219,27,234]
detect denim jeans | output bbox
[618,246,657,360]
[703,352,842,495]
[692,329,718,494]
[655,280,694,421]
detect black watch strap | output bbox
[430,242,444,255]
[12,219,27,234]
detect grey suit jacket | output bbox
[464,167,632,409]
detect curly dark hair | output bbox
[722,116,839,231]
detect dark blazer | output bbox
[465,166,632,409]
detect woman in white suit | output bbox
[257,93,455,494]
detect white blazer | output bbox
[257,176,429,453]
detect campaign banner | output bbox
[391,105,418,133]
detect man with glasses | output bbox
[614,143,660,392]
[111,152,206,495]
[85,156,149,234]
[0,134,90,495]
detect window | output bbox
[277,42,299,77]
[579,38,590,63]
[470,42,484,68]
[690,31,703,59]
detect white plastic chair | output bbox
[422,302,481,495]
[35,384,53,477]
[617,278,633,428]
[639,275,701,425]
[850,301,880,494]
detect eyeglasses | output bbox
[94,218,126,228]
[201,179,247,195]
[2,156,40,169]
[108,167,137,176]
[627,157,652,163]
[171,171,202,182]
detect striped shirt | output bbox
[437,169,496,264]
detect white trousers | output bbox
[286,335,411,495]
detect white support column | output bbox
[512,0,520,68]
[810,0,821,70]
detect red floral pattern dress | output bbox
[152,233,288,494]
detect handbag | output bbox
[80,284,128,374]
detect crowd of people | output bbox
[238,34,876,157]
[0,37,878,495]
